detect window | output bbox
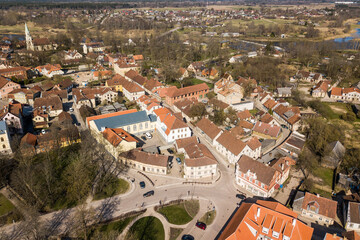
[145,122,148,128]
[133,125,137,131]
[2,145,5,149]
[127,126,130,132]
[0,138,3,142]
[139,123,143,130]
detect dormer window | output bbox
[262,227,269,234]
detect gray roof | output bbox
[0,121,6,132]
[93,111,150,131]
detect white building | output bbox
[153,107,191,143]
[184,157,217,179]
[345,202,360,231]
[0,121,12,154]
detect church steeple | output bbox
[25,23,34,51]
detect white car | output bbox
[69,108,74,112]
[145,132,152,139]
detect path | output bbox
[194,75,214,84]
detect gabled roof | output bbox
[196,117,222,140]
[260,113,274,124]
[58,111,72,123]
[253,121,281,138]
[167,83,209,98]
[184,156,217,167]
[301,192,337,219]
[237,155,277,186]
[103,128,137,147]
[20,132,37,147]
[34,95,63,111]
[237,109,251,120]
[120,149,168,167]
[107,74,128,86]
[216,131,247,156]
[217,201,313,240]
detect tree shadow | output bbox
[95,197,122,224]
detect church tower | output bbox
[25,23,34,51]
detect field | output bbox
[0,22,66,36]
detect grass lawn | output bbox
[88,215,137,239]
[313,167,334,187]
[128,216,165,240]
[199,210,216,225]
[311,187,332,199]
[0,193,23,225]
[170,228,184,240]
[94,178,129,201]
[157,203,193,225]
[183,200,200,218]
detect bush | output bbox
[341,112,357,122]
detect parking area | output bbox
[138,130,166,149]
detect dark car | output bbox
[143,190,154,198]
[236,194,246,200]
[141,136,147,141]
[167,149,174,154]
[281,124,289,129]
[176,157,182,165]
[139,181,146,189]
[181,235,194,240]
[195,221,206,230]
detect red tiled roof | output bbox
[217,201,313,240]
[196,117,222,140]
[253,121,281,138]
[168,83,209,98]
[301,192,337,219]
[237,109,252,120]
[103,128,137,147]
[120,149,168,167]
[216,131,247,156]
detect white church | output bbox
[25,23,57,51]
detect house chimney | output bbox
[317,194,320,198]
[281,163,284,171]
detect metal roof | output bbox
[93,111,150,131]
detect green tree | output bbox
[189,103,206,119]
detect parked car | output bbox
[167,149,174,154]
[181,235,194,240]
[281,124,288,129]
[139,181,146,189]
[143,190,154,198]
[145,132,152,139]
[195,221,206,230]
[176,157,182,165]
[236,194,246,200]
[141,136,147,141]
[69,107,74,112]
